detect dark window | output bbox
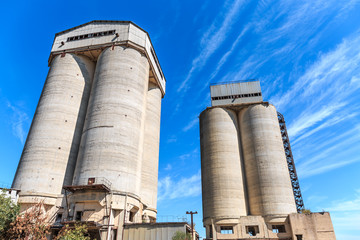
[296,235,303,240]
[88,178,95,185]
[209,226,213,238]
[272,225,286,233]
[220,226,233,234]
[75,211,82,221]
[67,30,116,42]
[246,226,259,236]
[129,211,135,222]
[55,213,62,223]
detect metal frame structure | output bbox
[277,112,305,213]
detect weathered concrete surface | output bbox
[239,104,296,217]
[73,46,149,198]
[123,222,194,240]
[200,107,247,222]
[12,53,94,201]
[289,212,336,240]
[141,81,162,218]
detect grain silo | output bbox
[12,21,166,239]
[200,80,336,240]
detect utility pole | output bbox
[186,211,198,240]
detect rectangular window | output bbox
[129,211,135,222]
[246,226,259,236]
[272,225,286,233]
[75,211,82,221]
[296,235,303,240]
[88,178,95,185]
[209,226,213,238]
[55,213,62,223]
[220,226,233,234]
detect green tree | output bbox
[172,230,191,240]
[301,208,312,214]
[0,190,20,240]
[55,223,91,240]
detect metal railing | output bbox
[277,112,305,213]
[74,177,112,189]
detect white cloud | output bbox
[178,0,245,92]
[182,118,199,132]
[157,171,201,201]
[287,103,346,138]
[167,135,177,143]
[6,101,29,144]
[164,164,172,171]
[322,189,360,238]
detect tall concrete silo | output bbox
[12,21,166,239]
[12,53,94,207]
[200,81,303,239]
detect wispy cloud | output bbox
[323,189,360,237]
[178,0,245,92]
[164,164,172,171]
[287,103,346,138]
[6,101,29,144]
[167,135,177,143]
[182,117,199,132]
[157,171,201,201]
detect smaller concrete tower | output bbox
[200,80,336,240]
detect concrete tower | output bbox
[12,21,166,239]
[200,81,336,240]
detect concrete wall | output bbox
[289,212,336,240]
[51,21,166,95]
[123,223,189,240]
[210,81,262,106]
[205,213,335,240]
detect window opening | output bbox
[55,213,62,223]
[67,30,116,42]
[272,225,286,233]
[129,211,136,222]
[88,178,95,185]
[75,211,82,221]
[296,235,303,240]
[220,226,233,234]
[246,226,259,236]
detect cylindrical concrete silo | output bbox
[239,104,296,217]
[12,54,95,199]
[73,46,149,197]
[200,107,247,224]
[141,81,162,219]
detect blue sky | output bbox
[1,0,360,239]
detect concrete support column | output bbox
[239,104,296,217]
[141,81,162,218]
[12,54,95,202]
[200,107,247,222]
[73,46,149,198]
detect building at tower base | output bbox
[200,81,336,240]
